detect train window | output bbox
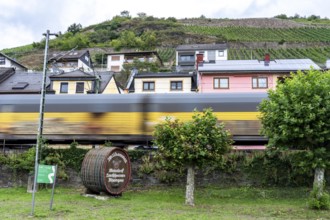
[252,77,268,89]
[170,81,183,91]
[214,77,229,89]
[76,82,84,93]
[143,81,155,91]
[60,82,68,93]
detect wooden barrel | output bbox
[81,147,131,195]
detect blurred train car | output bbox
[0,93,268,147]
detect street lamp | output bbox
[31,30,59,216]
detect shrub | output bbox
[308,188,330,210]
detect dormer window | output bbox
[12,82,29,89]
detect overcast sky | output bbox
[1,0,329,50]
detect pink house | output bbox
[198,58,320,93]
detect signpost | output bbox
[30,29,59,216]
[37,164,58,210]
[37,165,56,184]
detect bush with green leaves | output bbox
[154,108,233,206]
[259,69,330,209]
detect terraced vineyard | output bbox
[184,25,330,42]
[228,47,330,65]
[157,47,176,63]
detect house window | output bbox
[214,78,229,89]
[252,77,268,89]
[76,82,84,93]
[143,81,155,91]
[207,51,216,62]
[60,82,68,93]
[111,55,120,61]
[0,56,5,65]
[179,55,195,62]
[110,66,120,72]
[170,81,183,91]
[218,50,224,57]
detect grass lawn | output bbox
[0,186,329,219]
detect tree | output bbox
[274,14,288,19]
[153,109,233,206]
[307,14,320,21]
[259,69,330,209]
[115,58,160,86]
[137,12,147,19]
[140,31,157,50]
[110,30,140,51]
[120,10,131,18]
[67,23,82,35]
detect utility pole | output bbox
[31,30,59,216]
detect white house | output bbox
[125,71,197,93]
[0,52,28,71]
[106,51,162,72]
[48,49,93,73]
[176,43,228,72]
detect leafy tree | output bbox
[274,14,288,19]
[137,12,147,19]
[153,109,233,206]
[88,29,119,44]
[115,58,160,86]
[259,69,330,209]
[120,10,131,18]
[110,30,140,51]
[67,23,82,35]
[293,13,301,19]
[166,17,177,22]
[94,53,107,66]
[307,14,321,21]
[140,31,157,50]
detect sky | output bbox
[1,0,330,50]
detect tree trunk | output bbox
[185,165,195,206]
[313,167,325,199]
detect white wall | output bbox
[134,77,192,93]
[0,57,26,71]
[107,55,125,72]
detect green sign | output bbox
[37,165,55,184]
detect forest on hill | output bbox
[2,11,330,70]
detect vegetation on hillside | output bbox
[184,26,330,43]
[1,12,330,70]
[274,13,330,26]
[228,47,330,66]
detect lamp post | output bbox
[31,30,59,216]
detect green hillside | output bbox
[2,14,330,70]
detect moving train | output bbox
[0,93,268,147]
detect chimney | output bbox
[264,53,270,66]
[196,53,204,70]
[196,53,204,63]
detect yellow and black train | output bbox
[0,93,267,146]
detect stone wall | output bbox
[1,163,329,189]
[0,165,29,188]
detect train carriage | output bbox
[0,93,268,146]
